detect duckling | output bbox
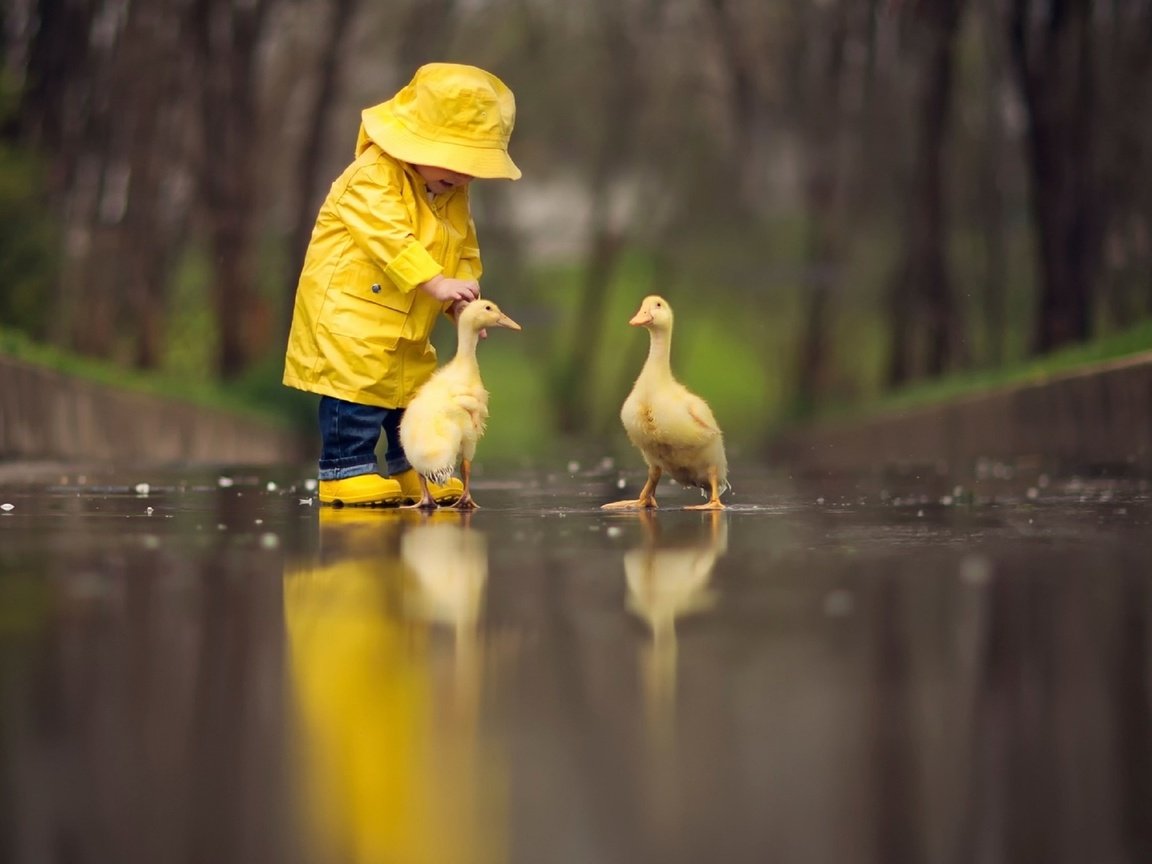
[399,299,521,510]
[603,295,729,510]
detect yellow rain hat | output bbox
[359,63,521,180]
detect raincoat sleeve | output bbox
[455,215,483,282]
[336,164,443,293]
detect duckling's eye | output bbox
[654,302,662,308]
[484,304,493,311]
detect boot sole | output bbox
[321,497,403,508]
[399,494,463,506]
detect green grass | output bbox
[820,317,1152,423]
[0,326,297,429]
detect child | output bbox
[283,63,521,506]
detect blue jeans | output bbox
[317,396,411,480]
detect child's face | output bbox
[414,164,474,195]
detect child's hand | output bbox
[420,275,480,303]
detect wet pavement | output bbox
[0,461,1150,864]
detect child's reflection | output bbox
[283,509,503,864]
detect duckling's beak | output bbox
[629,310,653,326]
[496,314,522,331]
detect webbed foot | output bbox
[601,497,658,511]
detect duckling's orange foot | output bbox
[684,500,725,511]
[600,498,659,510]
[448,494,479,511]
[392,469,463,505]
[402,492,439,511]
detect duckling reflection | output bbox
[283,509,503,864]
[624,510,728,741]
[401,517,488,724]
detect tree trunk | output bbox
[556,212,624,436]
[793,0,851,417]
[977,0,1008,367]
[1008,0,1099,353]
[887,0,965,386]
[1094,2,1152,331]
[702,0,760,208]
[552,0,641,437]
[918,0,964,377]
[119,0,191,369]
[18,0,108,354]
[190,0,273,380]
[18,0,96,152]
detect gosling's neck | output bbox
[452,324,482,370]
[641,325,674,382]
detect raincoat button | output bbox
[371,283,382,293]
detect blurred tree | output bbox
[0,75,57,338]
[115,0,194,368]
[552,0,652,437]
[1006,0,1099,353]
[17,0,114,356]
[973,0,1012,367]
[1094,0,1152,327]
[190,0,276,380]
[783,0,858,416]
[886,0,968,387]
[702,0,759,206]
[16,0,96,156]
[14,0,192,367]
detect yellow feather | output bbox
[399,300,519,489]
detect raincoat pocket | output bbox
[327,260,412,348]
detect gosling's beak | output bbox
[496,314,522,331]
[629,310,653,326]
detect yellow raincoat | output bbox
[282,111,482,408]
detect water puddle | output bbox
[1,462,1150,862]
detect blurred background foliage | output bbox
[1,0,1151,465]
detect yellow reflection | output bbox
[284,508,503,864]
[624,510,728,742]
[401,516,488,743]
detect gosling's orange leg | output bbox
[449,459,479,510]
[602,465,661,510]
[685,466,726,511]
[402,474,438,510]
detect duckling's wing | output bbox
[685,394,722,436]
[656,388,722,448]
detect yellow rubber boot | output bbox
[318,474,403,507]
[391,468,464,504]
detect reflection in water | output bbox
[402,519,488,722]
[620,511,728,856]
[283,509,503,864]
[2,471,1150,864]
[624,511,728,745]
